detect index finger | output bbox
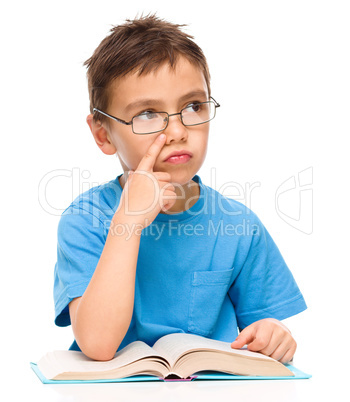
[231,325,256,349]
[136,134,166,172]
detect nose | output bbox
[163,113,188,143]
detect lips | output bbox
[163,150,193,162]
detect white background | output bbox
[1,1,349,400]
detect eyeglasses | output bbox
[93,97,220,135]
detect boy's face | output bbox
[90,56,210,186]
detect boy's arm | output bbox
[69,221,140,361]
[69,134,176,361]
[228,211,306,363]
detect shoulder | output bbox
[201,178,261,223]
[57,176,122,239]
[62,175,122,216]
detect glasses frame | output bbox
[93,96,221,135]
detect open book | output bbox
[32,333,305,382]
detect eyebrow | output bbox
[124,90,208,114]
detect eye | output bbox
[136,110,159,120]
[186,102,203,113]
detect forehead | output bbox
[108,57,208,112]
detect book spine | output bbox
[162,376,197,382]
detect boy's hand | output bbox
[230,318,296,363]
[116,134,177,229]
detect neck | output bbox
[160,178,200,214]
[118,173,200,214]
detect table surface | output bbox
[4,361,347,402]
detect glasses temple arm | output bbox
[92,108,132,125]
[209,97,221,108]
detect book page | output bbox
[38,341,166,380]
[152,333,273,368]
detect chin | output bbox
[168,170,198,186]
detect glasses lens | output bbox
[181,101,215,126]
[132,112,168,134]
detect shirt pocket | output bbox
[188,268,234,337]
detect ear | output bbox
[86,114,117,155]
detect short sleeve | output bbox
[228,214,307,330]
[54,207,107,327]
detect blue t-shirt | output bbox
[54,174,307,351]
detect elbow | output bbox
[77,338,121,361]
[85,349,116,362]
[81,344,118,362]
[71,315,127,361]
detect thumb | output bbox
[231,325,256,349]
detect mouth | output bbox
[163,150,193,164]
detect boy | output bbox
[54,15,307,362]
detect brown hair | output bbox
[84,14,211,124]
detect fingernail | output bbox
[159,134,166,140]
